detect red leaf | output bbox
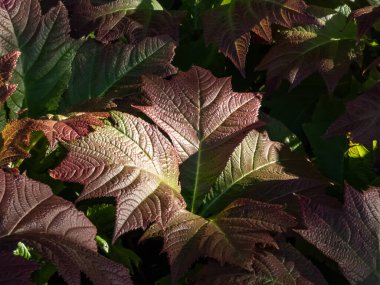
[0,51,20,106]
[351,5,380,39]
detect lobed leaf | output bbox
[142,199,296,282]
[0,0,81,117]
[0,51,20,107]
[135,66,262,212]
[51,111,185,242]
[202,0,318,75]
[196,243,328,285]
[326,82,380,145]
[200,129,329,216]
[256,5,362,93]
[296,184,380,284]
[0,113,105,167]
[0,170,132,285]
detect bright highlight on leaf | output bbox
[51,111,185,242]
[135,66,263,212]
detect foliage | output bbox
[0,0,379,284]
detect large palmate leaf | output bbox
[142,199,296,282]
[63,36,177,107]
[51,111,185,242]
[0,0,81,117]
[296,185,380,285]
[196,243,328,285]
[256,5,362,93]
[0,170,132,285]
[326,82,380,145]
[200,129,329,216]
[67,0,184,44]
[351,5,380,38]
[0,113,105,167]
[202,0,318,75]
[0,51,20,107]
[135,66,262,212]
[0,251,39,285]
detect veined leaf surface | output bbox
[51,111,185,242]
[135,66,262,212]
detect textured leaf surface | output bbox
[296,185,380,284]
[142,199,296,282]
[256,5,362,93]
[203,0,318,75]
[0,113,105,167]
[326,82,380,145]
[351,5,380,38]
[0,51,20,106]
[200,129,329,216]
[64,36,177,107]
[196,243,328,285]
[67,0,184,43]
[135,66,262,212]
[0,170,132,285]
[0,0,81,117]
[51,111,185,242]
[0,251,39,285]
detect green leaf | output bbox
[13,242,32,260]
[63,36,177,108]
[0,0,81,117]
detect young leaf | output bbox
[51,111,185,242]
[64,36,177,107]
[0,51,20,106]
[0,0,81,117]
[296,185,380,285]
[196,243,328,285]
[0,170,132,285]
[256,5,362,93]
[142,199,296,282]
[351,5,380,39]
[202,0,318,75]
[0,113,105,167]
[200,129,329,216]
[0,251,39,285]
[326,82,380,145]
[134,66,262,212]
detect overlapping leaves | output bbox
[202,0,318,75]
[297,185,380,285]
[0,51,20,107]
[0,170,132,285]
[51,111,185,242]
[257,5,362,93]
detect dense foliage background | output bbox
[0,0,380,284]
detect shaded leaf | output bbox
[51,111,185,242]
[196,243,328,285]
[296,184,380,285]
[351,5,380,39]
[135,66,262,212]
[63,36,177,108]
[200,129,329,216]
[0,170,132,285]
[0,113,105,167]
[326,82,380,145]
[203,0,318,75]
[0,51,20,107]
[256,5,362,93]
[142,199,296,282]
[0,250,39,285]
[0,0,81,117]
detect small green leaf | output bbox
[13,242,32,260]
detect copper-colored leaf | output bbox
[135,66,263,212]
[0,51,20,106]
[351,5,380,39]
[202,0,318,75]
[51,111,185,242]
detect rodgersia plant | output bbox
[0,0,380,284]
